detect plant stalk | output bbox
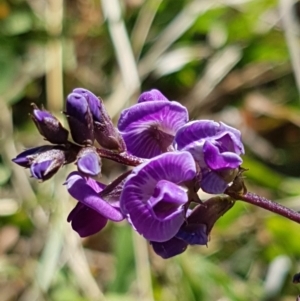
[228,191,300,224]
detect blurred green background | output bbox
[2,0,300,300]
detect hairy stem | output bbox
[96,149,146,166]
[228,191,300,224]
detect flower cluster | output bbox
[13,88,245,258]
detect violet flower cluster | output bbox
[13,88,245,258]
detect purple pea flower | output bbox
[118,89,188,159]
[151,221,207,259]
[120,151,196,242]
[151,208,208,259]
[12,145,68,181]
[31,104,69,144]
[175,120,244,194]
[151,195,234,258]
[66,172,124,237]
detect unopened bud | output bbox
[73,88,126,152]
[13,145,71,181]
[65,93,94,145]
[31,104,69,144]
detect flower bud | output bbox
[13,145,70,181]
[76,146,101,177]
[65,93,94,145]
[31,104,69,144]
[73,88,126,152]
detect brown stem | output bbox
[227,191,300,224]
[96,148,146,166]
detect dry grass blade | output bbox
[184,45,242,112]
[279,0,300,98]
[0,98,37,205]
[65,225,107,301]
[138,0,216,78]
[132,230,154,301]
[101,0,140,94]
[131,0,164,59]
[36,202,65,292]
[138,0,253,78]
[153,45,211,77]
[245,92,300,127]
[45,0,64,112]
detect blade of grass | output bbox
[279,0,300,98]
[131,0,164,59]
[101,0,140,95]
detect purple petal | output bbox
[219,122,244,154]
[203,141,243,170]
[181,141,206,167]
[175,120,244,154]
[30,160,53,180]
[68,202,107,237]
[148,180,188,219]
[33,109,53,122]
[66,93,89,123]
[137,89,168,103]
[32,107,69,144]
[12,155,30,167]
[120,152,196,242]
[151,237,188,259]
[77,148,101,176]
[176,223,208,245]
[121,126,174,158]
[12,146,54,167]
[175,120,220,149]
[86,175,105,193]
[66,172,124,221]
[118,100,188,158]
[65,92,94,145]
[201,170,228,194]
[72,88,102,122]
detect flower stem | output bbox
[96,149,146,166]
[228,191,300,224]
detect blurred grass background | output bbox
[2,0,300,300]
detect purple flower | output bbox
[12,145,68,181]
[31,104,69,144]
[151,221,207,259]
[118,89,188,159]
[72,88,125,152]
[76,146,101,177]
[151,195,234,258]
[66,172,124,236]
[120,152,196,242]
[151,208,208,259]
[175,120,244,193]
